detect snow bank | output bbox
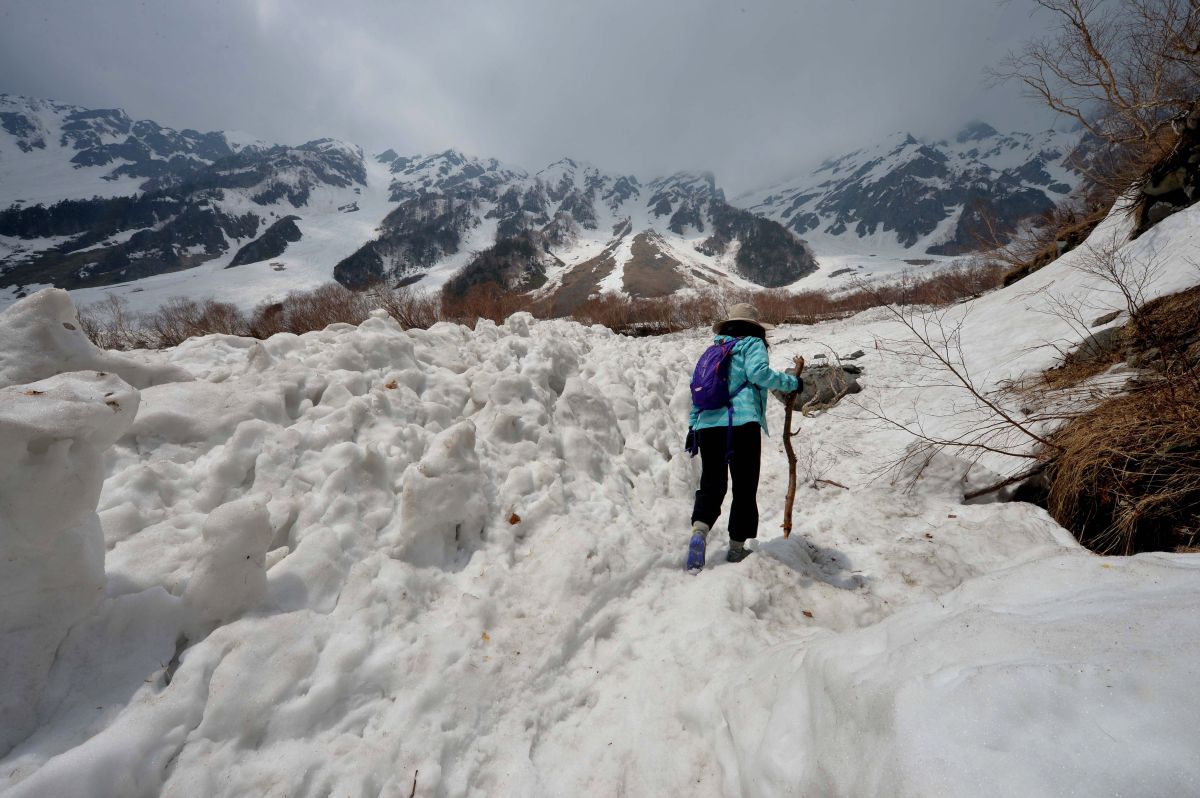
[715,553,1200,797]
[0,288,190,390]
[0,371,139,755]
[0,201,1198,796]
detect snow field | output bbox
[2,201,1199,796]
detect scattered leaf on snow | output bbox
[385,379,398,390]
[24,390,44,396]
[508,513,521,525]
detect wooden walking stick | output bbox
[781,356,804,539]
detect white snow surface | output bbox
[2,203,1199,796]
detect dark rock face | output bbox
[1132,108,1200,237]
[0,111,44,151]
[1,193,259,289]
[228,215,302,267]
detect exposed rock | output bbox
[444,231,558,296]
[227,215,302,268]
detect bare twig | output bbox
[814,478,850,490]
[963,465,1047,501]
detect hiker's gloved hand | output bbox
[773,355,806,405]
[685,428,699,457]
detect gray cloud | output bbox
[0,0,1063,192]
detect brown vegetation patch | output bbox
[1045,378,1200,554]
[1033,283,1200,555]
[997,203,1110,287]
[1131,283,1200,359]
[79,259,1009,347]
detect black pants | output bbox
[691,423,762,542]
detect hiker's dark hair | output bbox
[718,320,769,348]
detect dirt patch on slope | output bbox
[621,233,687,298]
[549,220,631,316]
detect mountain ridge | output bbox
[0,95,1086,312]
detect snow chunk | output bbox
[0,372,139,755]
[391,420,487,567]
[0,288,189,390]
[183,498,273,637]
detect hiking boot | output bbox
[686,522,710,572]
[726,541,752,563]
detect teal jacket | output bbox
[689,335,800,436]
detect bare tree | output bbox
[993,0,1199,148]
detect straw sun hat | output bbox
[711,302,775,333]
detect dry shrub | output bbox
[441,282,542,327]
[77,294,152,350]
[574,292,722,335]
[1039,282,1200,554]
[1046,378,1200,554]
[568,262,1005,335]
[995,201,1114,286]
[146,296,250,347]
[1039,337,1126,391]
[367,283,441,329]
[248,283,372,337]
[78,258,1010,350]
[1129,283,1200,377]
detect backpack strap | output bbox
[724,382,750,464]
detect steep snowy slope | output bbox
[1,198,1198,796]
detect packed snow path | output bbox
[3,205,1200,796]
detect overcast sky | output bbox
[0,0,1066,192]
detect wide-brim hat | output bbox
[712,302,775,333]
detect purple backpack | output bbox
[691,338,743,410]
[689,338,749,461]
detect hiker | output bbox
[685,303,803,570]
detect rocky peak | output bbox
[955,120,999,144]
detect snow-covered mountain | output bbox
[0,95,372,303]
[0,96,815,313]
[738,121,1087,258]
[337,154,816,313]
[1,97,1095,313]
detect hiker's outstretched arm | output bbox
[743,339,800,393]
